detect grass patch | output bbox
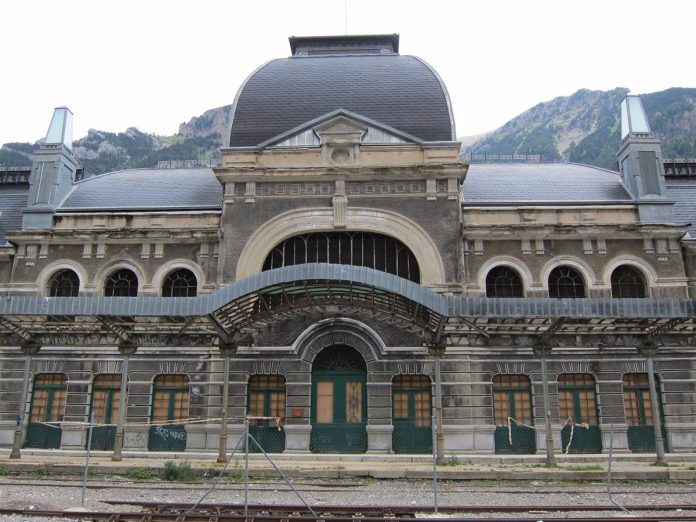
[440,456,460,466]
[650,461,670,467]
[125,467,153,481]
[161,460,200,482]
[562,464,604,471]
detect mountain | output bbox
[464,87,696,168]
[2,88,696,174]
[0,105,231,174]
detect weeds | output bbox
[161,460,200,482]
[125,467,152,480]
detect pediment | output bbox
[260,109,420,149]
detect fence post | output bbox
[112,343,137,462]
[10,343,40,459]
[217,343,237,464]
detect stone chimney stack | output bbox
[22,107,78,229]
[617,95,674,223]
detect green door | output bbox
[392,375,432,454]
[311,346,367,453]
[623,374,669,453]
[558,374,602,453]
[493,375,536,454]
[26,374,67,449]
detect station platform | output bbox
[1,448,695,481]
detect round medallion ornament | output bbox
[330,147,351,164]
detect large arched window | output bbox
[548,266,586,298]
[486,266,523,297]
[162,269,197,297]
[48,269,80,297]
[104,269,138,297]
[262,232,420,283]
[611,265,647,298]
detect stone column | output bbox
[112,343,137,462]
[217,343,237,464]
[639,341,666,464]
[534,342,557,466]
[428,343,446,463]
[9,343,40,459]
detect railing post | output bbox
[112,343,137,462]
[427,342,446,464]
[10,343,40,459]
[534,342,556,466]
[218,343,237,464]
[640,341,666,464]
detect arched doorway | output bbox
[310,345,367,453]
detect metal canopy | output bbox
[1,264,695,348]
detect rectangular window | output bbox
[316,381,334,424]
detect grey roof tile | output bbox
[666,178,696,236]
[0,186,29,244]
[229,55,454,146]
[462,163,632,204]
[59,168,222,211]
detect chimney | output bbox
[617,95,674,223]
[22,107,78,229]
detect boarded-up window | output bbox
[558,374,598,425]
[152,375,189,423]
[316,381,334,424]
[493,374,532,426]
[30,374,68,423]
[248,375,286,421]
[92,374,121,425]
[623,373,654,426]
[393,375,431,428]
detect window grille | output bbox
[492,374,532,425]
[486,266,524,298]
[104,269,138,297]
[162,269,197,297]
[262,232,420,283]
[48,269,80,297]
[548,266,586,298]
[611,265,647,298]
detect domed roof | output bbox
[228,35,455,147]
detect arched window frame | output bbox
[162,268,198,297]
[486,266,524,298]
[611,265,647,298]
[548,266,586,298]
[47,269,80,297]
[104,269,139,297]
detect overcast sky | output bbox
[2,0,695,146]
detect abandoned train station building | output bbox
[1,34,695,457]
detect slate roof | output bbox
[228,55,455,147]
[665,177,696,237]
[462,163,633,204]
[0,185,29,245]
[59,168,222,211]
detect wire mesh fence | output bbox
[561,417,603,454]
[494,417,536,454]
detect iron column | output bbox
[534,342,556,466]
[428,343,446,464]
[9,343,40,459]
[218,343,237,464]
[112,343,137,462]
[641,341,666,464]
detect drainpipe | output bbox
[112,343,137,462]
[10,344,40,459]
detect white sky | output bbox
[1,0,695,146]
